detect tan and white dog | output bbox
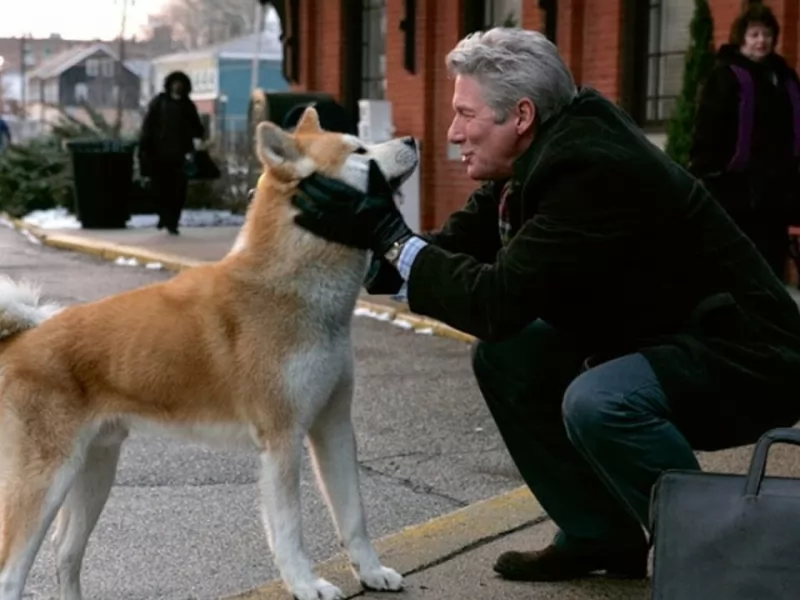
[0,106,419,600]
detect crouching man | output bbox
[292,27,800,582]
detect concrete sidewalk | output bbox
[230,489,652,600]
[6,217,800,600]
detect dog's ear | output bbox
[255,121,301,167]
[294,106,321,135]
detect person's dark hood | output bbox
[715,43,793,76]
[163,71,192,96]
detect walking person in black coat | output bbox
[690,3,800,278]
[290,27,800,583]
[138,71,205,235]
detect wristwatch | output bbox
[384,236,411,267]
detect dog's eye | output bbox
[353,147,368,155]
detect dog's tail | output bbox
[0,275,62,341]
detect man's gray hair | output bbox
[445,28,578,125]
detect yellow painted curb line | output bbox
[226,486,544,600]
[3,214,477,344]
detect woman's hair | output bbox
[445,27,577,125]
[729,3,780,46]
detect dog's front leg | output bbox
[258,433,343,600]
[307,378,403,593]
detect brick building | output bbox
[270,0,798,230]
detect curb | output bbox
[226,486,544,600]
[2,214,477,344]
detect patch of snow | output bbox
[353,306,442,337]
[393,318,414,330]
[0,216,14,229]
[23,207,80,229]
[353,306,394,321]
[114,256,139,267]
[21,230,41,245]
[22,207,245,230]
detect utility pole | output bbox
[246,0,270,191]
[250,0,270,92]
[114,0,132,138]
[19,34,27,121]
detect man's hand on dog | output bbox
[292,160,413,255]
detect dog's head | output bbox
[254,106,419,196]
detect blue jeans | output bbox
[472,319,700,554]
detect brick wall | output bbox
[580,0,625,101]
[424,0,478,228]
[291,0,341,97]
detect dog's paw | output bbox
[290,577,343,600]
[360,565,404,592]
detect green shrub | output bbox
[0,103,117,218]
[664,0,716,167]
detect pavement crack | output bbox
[359,450,428,464]
[358,463,469,508]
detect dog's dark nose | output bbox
[402,136,416,148]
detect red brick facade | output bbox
[284,0,800,231]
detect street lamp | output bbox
[0,56,5,115]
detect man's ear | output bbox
[515,98,536,135]
[255,121,300,167]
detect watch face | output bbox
[386,243,401,262]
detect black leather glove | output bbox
[292,159,413,256]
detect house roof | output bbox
[124,58,151,79]
[151,25,283,65]
[26,42,138,80]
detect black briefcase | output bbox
[650,427,800,600]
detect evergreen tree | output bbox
[664,0,716,167]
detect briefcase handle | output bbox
[744,427,800,496]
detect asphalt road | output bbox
[0,224,523,599]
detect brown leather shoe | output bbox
[493,543,647,582]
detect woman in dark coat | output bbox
[690,3,800,278]
[138,71,205,235]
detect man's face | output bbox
[447,75,531,181]
[170,80,185,96]
[741,23,774,62]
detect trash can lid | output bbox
[66,138,137,153]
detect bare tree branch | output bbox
[155,0,259,50]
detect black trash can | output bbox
[67,138,136,229]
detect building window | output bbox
[86,59,99,76]
[645,0,694,124]
[44,80,58,104]
[361,0,386,100]
[74,83,88,103]
[101,59,115,78]
[485,0,523,27]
